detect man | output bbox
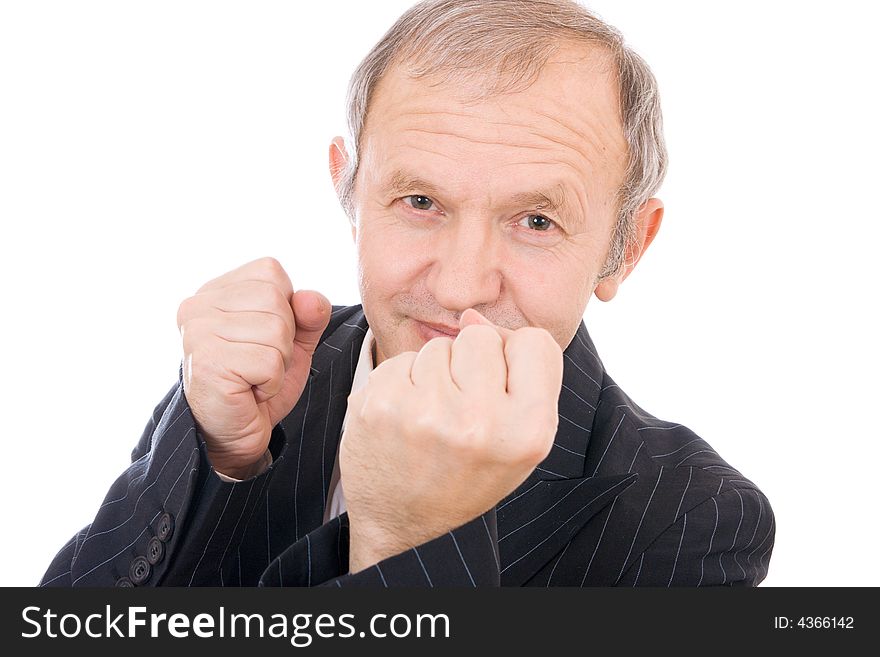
[41,0,774,587]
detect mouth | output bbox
[413,319,460,341]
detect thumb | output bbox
[291,289,332,356]
[459,308,514,341]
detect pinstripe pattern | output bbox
[41,305,774,587]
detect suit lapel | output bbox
[278,308,369,541]
[497,473,637,585]
[497,321,633,586]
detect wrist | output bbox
[347,519,412,573]
[347,514,452,573]
[208,449,272,481]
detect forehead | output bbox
[359,42,628,202]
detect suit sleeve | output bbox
[259,510,502,587]
[615,487,776,587]
[40,376,286,587]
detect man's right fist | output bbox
[177,257,330,479]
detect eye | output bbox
[404,195,436,211]
[518,214,555,231]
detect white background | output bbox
[1,0,877,587]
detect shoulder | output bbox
[584,375,774,581]
[588,375,763,498]
[570,374,775,585]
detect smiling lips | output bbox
[414,319,460,340]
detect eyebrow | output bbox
[385,170,445,199]
[384,169,580,226]
[509,186,570,218]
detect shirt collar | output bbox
[349,327,375,397]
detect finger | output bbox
[192,281,295,338]
[212,340,287,402]
[450,324,507,392]
[504,327,564,400]
[204,311,294,371]
[196,257,294,300]
[291,289,332,357]
[410,336,455,389]
[177,288,296,348]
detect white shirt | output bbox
[322,327,375,523]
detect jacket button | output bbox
[147,536,165,565]
[156,512,175,542]
[115,576,134,587]
[129,556,152,585]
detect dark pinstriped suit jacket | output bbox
[41,305,774,587]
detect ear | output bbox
[329,136,349,189]
[594,197,664,302]
[328,136,357,240]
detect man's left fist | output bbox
[339,309,564,572]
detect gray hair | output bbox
[335,0,667,280]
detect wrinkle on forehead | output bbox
[399,126,568,154]
[360,41,628,208]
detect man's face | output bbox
[335,44,639,365]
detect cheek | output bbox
[505,244,594,343]
[355,213,428,298]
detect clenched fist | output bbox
[177,257,330,479]
[340,309,564,572]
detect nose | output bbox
[424,217,502,313]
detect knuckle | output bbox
[377,350,418,378]
[411,410,438,437]
[267,346,286,374]
[360,391,396,425]
[267,312,291,345]
[185,345,216,387]
[456,422,490,454]
[269,284,290,311]
[176,296,196,328]
[529,417,558,460]
[253,344,284,378]
[366,365,386,387]
[255,257,292,290]
[522,435,554,465]
[442,412,489,451]
[179,316,204,350]
[498,406,557,465]
[255,256,284,278]
[185,348,204,378]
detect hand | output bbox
[340,309,563,572]
[177,257,330,479]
